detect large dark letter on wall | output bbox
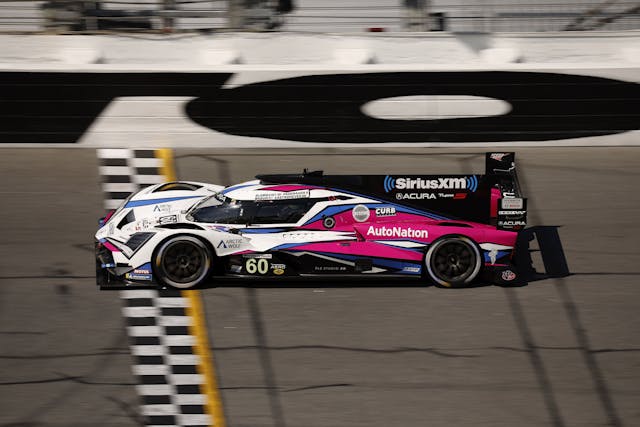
[186,71,640,143]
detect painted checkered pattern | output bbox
[98,148,164,210]
[97,148,213,427]
[122,290,212,427]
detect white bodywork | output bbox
[95,180,379,280]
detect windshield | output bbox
[190,197,313,225]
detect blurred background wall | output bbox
[0,1,638,148]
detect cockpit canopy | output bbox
[189,193,314,225]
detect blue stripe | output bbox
[304,205,358,225]
[483,250,511,263]
[125,195,202,208]
[222,183,256,195]
[272,243,305,250]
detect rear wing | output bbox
[257,152,527,229]
[485,152,528,231]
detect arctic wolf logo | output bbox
[383,176,478,193]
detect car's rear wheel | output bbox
[154,236,211,289]
[425,236,481,287]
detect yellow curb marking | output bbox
[155,147,226,427]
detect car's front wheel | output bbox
[153,236,212,289]
[424,236,481,287]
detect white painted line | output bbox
[170,374,205,385]
[156,298,189,307]
[133,365,169,376]
[174,394,207,405]
[131,345,165,356]
[127,325,162,336]
[119,289,157,299]
[134,175,165,184]
[137,384,172,395]
[122,306,159,317]
[97,148,133,158]
[159,316,192,327]
[131,157,162,167]
[102,183,137,193]
[167,354,200,366]
[178,414,212,426]
[99,166,132,175]
[164,335,196,346]
[140,404,178,415]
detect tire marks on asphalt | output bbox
[516,153,622,427]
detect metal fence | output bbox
[0,0,638,33]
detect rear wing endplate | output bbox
[486,152,528,231]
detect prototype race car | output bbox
[95,152,528,289]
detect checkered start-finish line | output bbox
[97,148,224,427]
[123,290,212,427]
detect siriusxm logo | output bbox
[383,175,478,193]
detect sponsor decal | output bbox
[323,216,336,229]
[158,215,178,225]
[367,225,428,239]
[245,258,278,274]
[490,153,508,161]
[135,219,152,231]
[271,263,286,275]
[217,238,243,249]
[134,268,151,274]
[101,263,116,268]
[352,204,370,222]
[498,210,527,215]
[396,192,435,200]
[502,270,517,281]
[153,204,171,212]
[402,266,421,273]
[125,272,153,281]
[242,253,273,259]
[375,206,396,217]
[384,175,478,193]
[108,223,115,235]
[498,220,527,226]
[314,266,347,271]
[255,189,310,201]
[230,264,242,273]
[501,198,524,209]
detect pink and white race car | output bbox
[95,153,527,289]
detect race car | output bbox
[95,152,528,289]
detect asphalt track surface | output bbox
[1,147,639,427]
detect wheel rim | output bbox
[428,239,479,285]
[157,238,209,287]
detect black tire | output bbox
[424,236,481,288]
[153,236,212,289]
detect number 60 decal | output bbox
[245,258,269,275]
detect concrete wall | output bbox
[1,33,639,147]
